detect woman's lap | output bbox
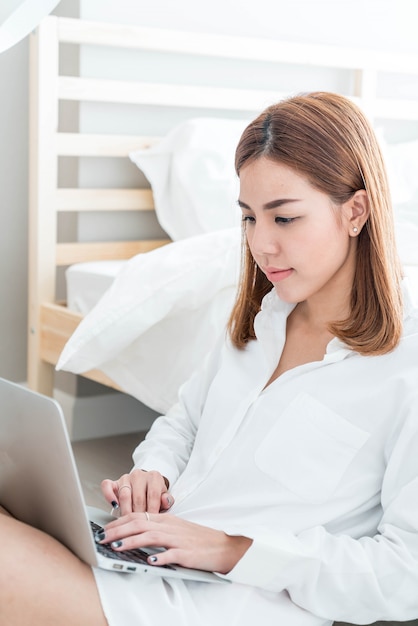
[0,508,107,626]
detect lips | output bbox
[263,267,293,283]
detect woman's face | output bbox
[238,157,357,306]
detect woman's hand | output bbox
[96,512,253,575]
[101,469,174,515]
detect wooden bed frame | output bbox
[27,15,418,397]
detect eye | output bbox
[241,215,255,224]
[275,216,297,225]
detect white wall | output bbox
[0,39,28,381]
[0,0,79,385]
[80,0,418,53]
[1,0,418,437]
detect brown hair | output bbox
[228,92,403,355]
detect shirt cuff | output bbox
[223,532,304,591]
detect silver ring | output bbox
[144,511,150,521]
[119,485,132,493]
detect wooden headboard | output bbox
[27,16,418,396]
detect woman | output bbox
[1,92,418,626]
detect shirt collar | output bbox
[253,290,294,367]
[254,289,351,366]
[254,279,417,365]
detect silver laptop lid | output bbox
[0,377,99,566]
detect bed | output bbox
[28,15,418,415]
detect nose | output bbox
[248,220,280,258]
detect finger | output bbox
[98,512,154,546]
[129,469,149,512]
[117,475,134,515]
[108,533,186,570]
[101,479,119,509]
[145,472,167,514]
[146,548,184,568]
[129,470,166,514]
[160,492,175,511]
[107,527,164,553]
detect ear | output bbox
[344,189,370,237]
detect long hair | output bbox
[228,92,403,356]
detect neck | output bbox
[293,281,353,333]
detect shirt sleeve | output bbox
[225,399,418,625]
[131,334,225,487]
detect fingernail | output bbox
[111,540,123,549]
[166,496,173,506]
[149,555,158,563]
[110,501,120,516]
[95,531,106,543]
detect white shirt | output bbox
[131,283,418,625]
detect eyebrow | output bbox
[237,198,300,211]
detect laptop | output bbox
[0,377,227,583]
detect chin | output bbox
[273,285,302,304]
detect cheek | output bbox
[310,223,349,250]
[296,226,348,266]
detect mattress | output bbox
[66,260,126,314]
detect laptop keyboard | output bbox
[90,521,175,570]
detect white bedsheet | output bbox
[66,260,126,314]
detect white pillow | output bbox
[130,117,249,240]
[57,228,241,413]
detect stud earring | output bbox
[353,227,358,233]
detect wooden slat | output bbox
[58,76,283,112]
[56,133,159,156]
[56,16,418,75]
[59,76,418,120]
[40,303,121,390]
[56,239,170,266]
[41,301,82,340]
[28,16,60,395]
[58,17,354,66]
[40,302,82,374]
[56,188,154,212]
